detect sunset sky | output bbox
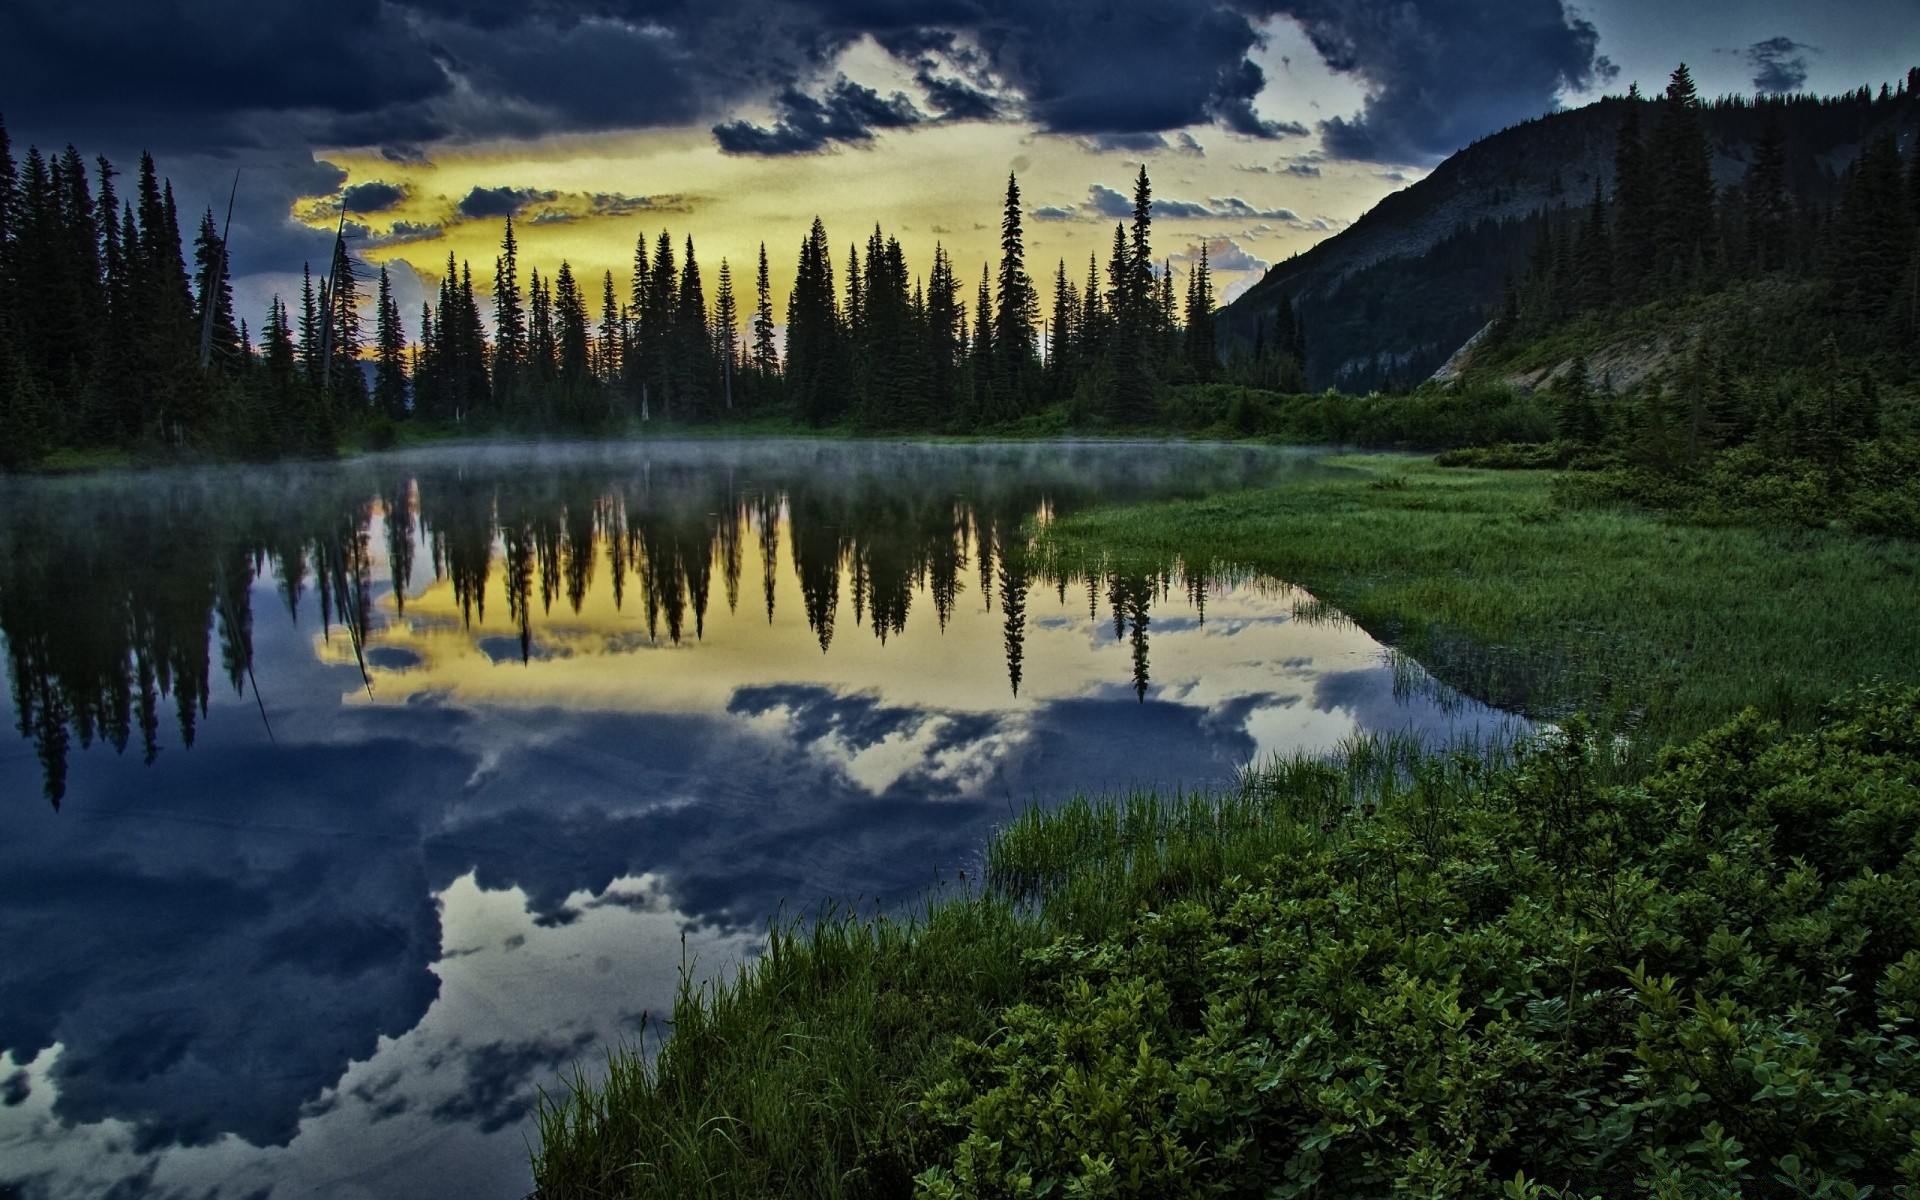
[4,0,1913,330]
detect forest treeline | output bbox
[1452,65,1920,533]
[0,123,1305,467]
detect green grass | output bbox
[536,689,1920,1198]
[1036,454,1920,751]
[533,733,1444,1199]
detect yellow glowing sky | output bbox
[307,25,1422,320]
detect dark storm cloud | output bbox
[5,0,1610,162]
[456,186,558,220]
[1745,37,1818,95]
[1082,183,1299,222]
[918,71,1006,121]
[341,181,408,214]
[714,77,927,155]
[1275,0,1615,162]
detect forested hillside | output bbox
[1220,69,1920,392]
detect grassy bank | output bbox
[1038,455,1920,751]
[536,688,1920,1197]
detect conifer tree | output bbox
[554,260,591,405]
[1184,244,1216,380]
[677,235,714,417]
[925,243,963,423]
[192,209,240,376]
[493,218,527,413]
[994,172,1038,410]
[786,218,842,425]
[1827,133,1914,319]
[1612,85,1654,301]
[712,257,738,411]
[1744,109,1791,274]
[1648,65,1716,280]
[597,269,623,391]
[752,241,778,378]
[373,266,408,419]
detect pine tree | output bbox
[1612,85,1654,302]
[925,243,963,424]
[373,266,408,419]
[323,233,367,417]
[786,218,842,425]
[597,269,623,392]
[1048,258,1077,396]
[553,260,591,408]
[644,230,678,417]
[677,235,714,418]
[1648,65,1716,281]
[994,172,1038,412]
[192,209,240,376]
[1827,133,1914,320]
[1184,243,1216,380]
[493,218,527,413]
[752,241,779,378]
[712,258,738,411]
[1745,108,1791,274]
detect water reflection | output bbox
[0,441,1521,1200]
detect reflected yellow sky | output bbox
[317,506,1402,768]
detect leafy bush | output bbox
[917,690,1920,1198]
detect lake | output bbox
[0,440,1523,1199]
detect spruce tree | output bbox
[598,269,623,393]
[752,241,778,379]
[373,266,408,419]
[677,236,714,417]
[994,172,1038,412]
[192,209,240,376]
[553,260,591,407]
[1612,85,1654,302]
[712,258,738,411]
[493,218,527,414]
[1648,65,1716,280]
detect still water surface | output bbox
[0,441,1521,1199]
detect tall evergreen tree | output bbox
[553,260,591,405]
[191,209,240,376]
[1648,65,1716,279]
[712,257,738,411]
[493,218,527,413]
[597,269,623,392]
[1184,243,1216,380]
[786,218,843,425]
[752,241,779,378]
[1612,85,1655,301]
[994,172,1038,412]
[373,266,408,419]
[1745,108,1792,274]
[676,236,714,417]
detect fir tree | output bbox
[192,209,240,376]
[493,218,527,413]
[1648,65,1716,280]
[712,258,739,411]
[554,260,591,406]
[752,241,779,378]
[994,172,1038,411]
[373,266,408,419]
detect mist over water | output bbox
[0,440,1522,1199]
